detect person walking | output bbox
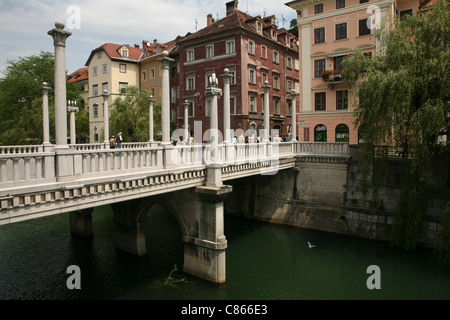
[109,136,116,149]
[116,132,123,148]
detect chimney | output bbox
[207,13,215,26]
[226,0,238,16]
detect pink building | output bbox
[286,0,423,144]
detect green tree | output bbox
[342,0,449,251]
[289,18,298,37]
[109,86,161,142]
[0,51,83,145]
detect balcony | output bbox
[320,70,343,88]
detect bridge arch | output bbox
[134,195,189,240]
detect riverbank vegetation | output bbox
[342,0,449,259]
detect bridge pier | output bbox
[182,185,232,283]
[69,208,93,238]
[112,201,147,256]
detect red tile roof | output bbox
[85,43,143,66]
[67,67,88,82]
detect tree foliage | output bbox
[109,86,161,142]
[0,51,84,145]
[342,0,450,250]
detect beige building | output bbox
[286,0,423,144]
[85,43,142,142]
[139,39,178,104]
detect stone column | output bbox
[289,90,299,142]
[158,51,174,145]
[262,81,271,142]
[183,100,190,141]
[102,90,110,147]
[67,101,79,145]
[221,68,233,143]
[206,73,222,166]
[48,21,71,148]
[148,96,155,143]
[41,82,52,149]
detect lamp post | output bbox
[102,90,110,147]
[148,95,155,143]
[206,73,222,165]
[42,82,51,148]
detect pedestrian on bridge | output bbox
[116,132,123,148]
[109,136,116,149]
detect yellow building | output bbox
[85,43,142,142]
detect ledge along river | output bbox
[0,204,449,300]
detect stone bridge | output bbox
[0,141,350,283]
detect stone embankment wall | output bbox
[225,146,447,249]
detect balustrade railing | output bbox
[0,142,350,190]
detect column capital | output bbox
[289,90,299,99]
[47,21,72,47]
[67,106,79,113]
[157,51,174,69]
[148,95,155,104]
[41,82,51,93]
[262,80,271,92]
[102,90,109,99]
[206,86,222,97]
[220,68,233,82]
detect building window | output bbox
[93,104,98,117]
[261,45,267,59]
[150,68,155,79]
[400,9,413,18]
[187,49,195,62]
[287,57,293,69]
[248,40,255,55]
[336,23,347,40]
[102,82,108,94]
[226,40,235,54]
[187,76,195,91]
[360,0,369,3]
[93,84,98,97]
[336,0,345,9]
[249,94,257,113]
[334,56,345,71]
[287,80,293,92]
[336,124,349,142]
[122,49,128,57]
[206,45,214,58]
[314,124,327,142]
[119,82,128,93]
[227,67,236,84]
[336,90,348,109]
[315,4,323,14]
[287,100,292,116]
[119,64,126,73]
[359,18,371,36]
[315,92,326,110]
[273,51,280,64]
[142,71,147,81]
[102,64,107,74]
[249,68,256,84]
[97,51,102,59]
[314,59,325,78]
[93,66,97,76]
[274,99,280,115]
[230,95,236,114]
[314,27,325,44]
[273,75,280,90]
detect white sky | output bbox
[0,0,297,75]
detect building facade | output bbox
[175,0,300,141]
[84,43,142,142]
[286,0,421,144]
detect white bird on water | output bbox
[308,241,316,248]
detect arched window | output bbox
[335,124,349,142]
[314,124,327,142]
